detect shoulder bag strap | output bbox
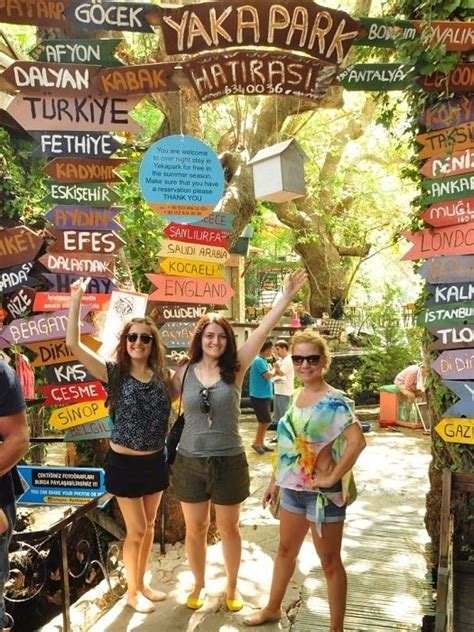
[177,362,191,417]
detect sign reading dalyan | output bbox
[17,465,106,506]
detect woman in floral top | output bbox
[245,330,366,630]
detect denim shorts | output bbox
[280,485,346,524]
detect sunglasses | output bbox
[126,333,153,345]
[291,354,321,366]
[199,387,211,414]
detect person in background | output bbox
[290,308,301,328]
[67,277,174,614]
[244,330,366,629]
[272,339,294,427]
[170,270,307,613]
[249,340,278,454]
[0,358,30,631]
[297,304,314,326]
[394,365,424,402]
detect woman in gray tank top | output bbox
[171,270,307,613]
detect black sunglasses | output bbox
[291,354,321,366]
[126,333,153,345]
[199,387,211,414]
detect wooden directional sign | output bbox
[4,287,36,322]
[158,239,229,264]
[192,212,235,232]
[43,183,120,207]
[93,62,178,95]
[402,225,474,260]
[420,150,474,180]
[25,335,101,368]
[421,198,474,228]
[147,274,234,306]
[445,380,474,411]
[420,96,474,131]
[435,418,474,444]
[33,292,110,312]
[45,206,123,232]
[64,1,154,33]
[148,303,207,324]
[64,417,112,441]
[184,51,337,103]
[418,256,474,284]
[417,122,474,160]
[31,38,123,66]
[422,174,474,204]
[2,308,93,346]
[0,226,43,269]
[429,325,474,351]
[337,63,414,91]
[0,0,71,27]
[47,228,125,255]
[426,282,474,306]
[160,258,223,279]
[49,399,109,430]
[418,64,474,93]
[164,223,229,248]
[31,132,122,158]
[0,262,40,294]
[42,273,117,294]
[160,321,195,349]
[1,62,99,95]
[356,17,417,48]
[153,0,362,64]
[431,349,474,380]
[46,361,96,385]
[419,301,474,328]
[39,252,116,278]
[413,20,474,52]
[39,380,107,405]
[43,158,125,183]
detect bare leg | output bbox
[181,501,210,600]
[137,492,166,602]
[215,503,242,603]
[244,508,309,626]
[253,422,270,447]
[310,521,346,632]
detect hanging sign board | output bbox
[42,273,117,294]
[0,262,39,294]
[148,302,207,324]
[39,380,107,406]
[43,158,125,183]
[46,361,96,385]
[49,399,109,430]
[0,1,71,27]
[418,301,474,328]
[64,1,155,33]
[422,173,474,204]
[435,418,474,444]
[421,198,474,228]
[64,417,113,441]
[43,183,120,208]
[429,325,474,351]
[0,226,43,269]
[39,252,116,278]
[160,257,223,279]
[139,135,225,223]
[147,273,234,305]
[420,96,474,131]
[412,20,474,52]
[47,228,125,255]
[2,307,92,346]
[158,239,230,264]
[45,206,123,232]
[356,18,417,48]
[416,122,474,160]
[420,150,474,180]
[31,38,123,66]
[418,64,474,93]
[1,62,100,95]
[33,292,110,312]
[426,282,474,306]
[402,225,474,260]
[17,466,106,506]
[192,212,235,232]
[31,132,122,158]
[431,349,474,380]
[26,335,101,368]
[4,287,36,321]
[164,223,229,249]
[93,62,178,95]
[418,256,474,283]
[159,321,195,349]
[336,63,414,91]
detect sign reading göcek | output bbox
[139,135,224,223]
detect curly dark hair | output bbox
[187,313,240,384]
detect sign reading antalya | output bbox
[139,135,224,223]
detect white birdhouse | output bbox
[249,138,308,203]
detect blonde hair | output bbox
[290,329,331,372]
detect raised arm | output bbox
[236,269,307,375]
[66,277,108,383]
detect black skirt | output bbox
[104,448,169,498]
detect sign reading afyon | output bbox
[139,135,224,223]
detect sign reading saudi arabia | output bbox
[139,135,224,223]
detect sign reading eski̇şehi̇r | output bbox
[139,135,224,223]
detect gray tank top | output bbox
[178,364,244,457]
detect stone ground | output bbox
[41,415,432,632]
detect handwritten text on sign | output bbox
[4,287,36,321]
[46,361,96,385]
[164,223,229,248]
[148,303,208,324]
[159,321,195,349]
[418,64,474,93]
[158,239,229,264]
[1,62,99,95]
[417,122,474,160]
[31,132,121,158]
[147,274,234,305]
[431,349,474,380]
[39,252,116,278]
[31,38,123,66]
[422,174,474,204]
[0,1,69,28]
[43,158,126,183]
[47,229,125,255]
[420,96,474,131]
[0,262,38,294]
[402,225,474,260]
[44,183,120,207]
[2,308,92,345]
[0,226,43,269]
[42,273,117,294]
[426,283,474,306]
[64,418,112,441]
[420,149,474,179]
[419,301,474,327]
[93,62,178,95]
[64,1,154,33]
[40,380,107,405]
[435,418,474,444]
[45,206,123,232]
[443,380,474,416]
[418,256,474,284]
[337,63,414,90]
[429,325,474,351]
[421,198,474,228]
[413,21,474,52]
[160,258,223,279]
[25,336,101,368]
[49,399,109,430]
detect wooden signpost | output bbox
[420,149,474,180]
[49,399,109,430]
[4,287,36,321]
[31,132,122,158]
[25,335,101,368]
[418,64,474,93]
[147,274,234,305]
[422,173,474,204]
[420,96,474,131]
[148,303,207,324]
[1,62,100,95]
[431,349,474,380]
[158,239,230,264]
[46,361,96,384]
[0,262,40,294]
[418,256,474,284]
[93,62,178,95]
[421,198,474,227]
[45,206,123,232]
[43,158,126,183]
[47,228,125,255]
[429,325,474,351]
[31,38,123,66]
[42,273,117,294]
[426,282,474,306]
[416,122,474,160]
[356,17,417,48]
[43,183,120,207]
[64,418,112,441]
[336,63,414,90]
[159,321,195,349]
[0,225,43,268]
[164,223,229,248]
[2,308,93,346]
[435,417,474,444]
[192,212,235,232]
[64,1,155,32]
[413,20,474,52]
[39,252,116,278]
[419,301,474,327]
[0,0,71,27]
[33,292,110,312]
[402,225,474,260]
[39,380,107,405]
[160,258,223,279]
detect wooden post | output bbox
[435,468,452,632]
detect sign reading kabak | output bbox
[0,226,43,269]
[31,132,122,158]
[192,212,235,232]
[418,256,474,283]
[402,225,474,260]
[45,206,123,231]
[420,96,474,131]
[31,38,123,66]
[147,274,234,305]
[420,149,474,179]
[421,198,474,227]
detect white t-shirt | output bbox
[274,354,294,397]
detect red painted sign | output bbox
[42,158,126,183]
[33,292,110,312]
[1,62,99,95]
[420,149,474,179]
[147,274,234,305]
[431,349,474,380]
[417,122,474,160]
[420,96,474,131]
[47,228,125,255]
[39,380,107,406]
[0,226,43,269]
[418,64,474,93]
[421,198,474,228]
[164,223,229,248]
[402,224,474,260]
[39,252,116,278]
[93,62,178,95]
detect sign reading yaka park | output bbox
[17,466,106,506]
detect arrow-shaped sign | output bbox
[93,62,178,95]
[42,273,117,294]
[0,262,40,294]
[3,286,36,322]
[39,252,116,278]
[47,228,125,255]
[426,282,474,305]
[356,17,417,48]
[192,212,235,232]
[435,417,474,444]
[418,64,474,93]
[0,1,71,27]
[422,173,474,204]
[64,1,155,32]
[402,225,474,260]
[0,225,44,269]
[1,61,100,94]
[160,257,223,279]
[445,380,474,411]
[413,20,474,52]
[2,307,92,345]
[431,349,474,380]
[418,256,474,283]
[164,222,229,249]
[33,292,110,312]
[159,321,195,349]
[39,380,107,405]
[147,274,234,305]
[419,301,474,327]
[337,63,415,90]
[49,399,109,430]
[158,239,229,264]
[25,335,101,368]
[31,132,122,158]
[46,361,96,385]
[429,325,474,351]
[43,183,120,208]
[420,149,474,180]
[420,96,474,131]
[64,417,113,441]
[45,206,123,232]
[43,158,126,183]
[421,198,474,228]
[416,122,474,160]
[30,38,124,66]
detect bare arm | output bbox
[0,409,29,476]
[66,277,108,383]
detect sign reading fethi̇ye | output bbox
[43,158,125,183]
[158,239,229,264]
[431,348,474,380]
[337,63,414,90]
[422,174,474,204]
[435,417,474,444]
[420,150,474,180]
[147,274,234,305]
[47,228,125,255]
[160,258,223,279]
[418,256,474,284]
[45,206,123,232]
[31,38,123,66]
[402,225,474,260]
[0,226,43,269]
[420,96,474,131]
[49,399,109,430]
[421,198,474,228]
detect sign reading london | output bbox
[139,135,224,223]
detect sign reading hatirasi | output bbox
[402,225,474,260]
[31,132,122,158]
[31,38,123,66]
[417,122,474,160]
[418,256,474,284]
[183,51,337,103]
[337,63,414,91]
[421,198,474,228]
[422,173,474,204]
[64,1,154,33]
[17,465,106,506]
[153,0,363,65]
[420,96,474,131]
[420,149,474,180]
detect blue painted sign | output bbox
[17,465,106,506]
[139,135,224,223]
[191,212,235,232]
[445,380,474,418]
[64,417,113,441]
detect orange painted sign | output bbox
[33,292,110,312]
[42,157,126,183]
[402,224,474,260]
[0,225,43,269]
[147,274,234,305]
[420,149,474,179]
[417,122,474,160]
[25,335,101,368]
[158,239,229,264]
[418,64,474,93]
[160,258,223,279]
[421,198,474,228]
[93,62,178,95]
[49,399,109,430]
[413,21,474,52]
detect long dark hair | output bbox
[188,313,240,384]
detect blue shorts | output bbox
[280,486,346,524]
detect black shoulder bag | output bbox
[166,364,190,466]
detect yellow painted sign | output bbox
[435,416,474,444]
[160,257,223,279]
[49,399,108,430]
[27,335,101,368]
[158,239,229,264]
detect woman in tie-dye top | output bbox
[245,330,366,630]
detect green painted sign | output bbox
[30,38,124,66]
[42,182,120,207]
[356,18,418,48]
[423,173,474,204]
[337,64,415,91]
[419,300,474,328]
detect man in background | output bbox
[272,339,294,427]
[249,340,278,454]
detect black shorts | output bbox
[105,448,169,498]
[250,396,272,424]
